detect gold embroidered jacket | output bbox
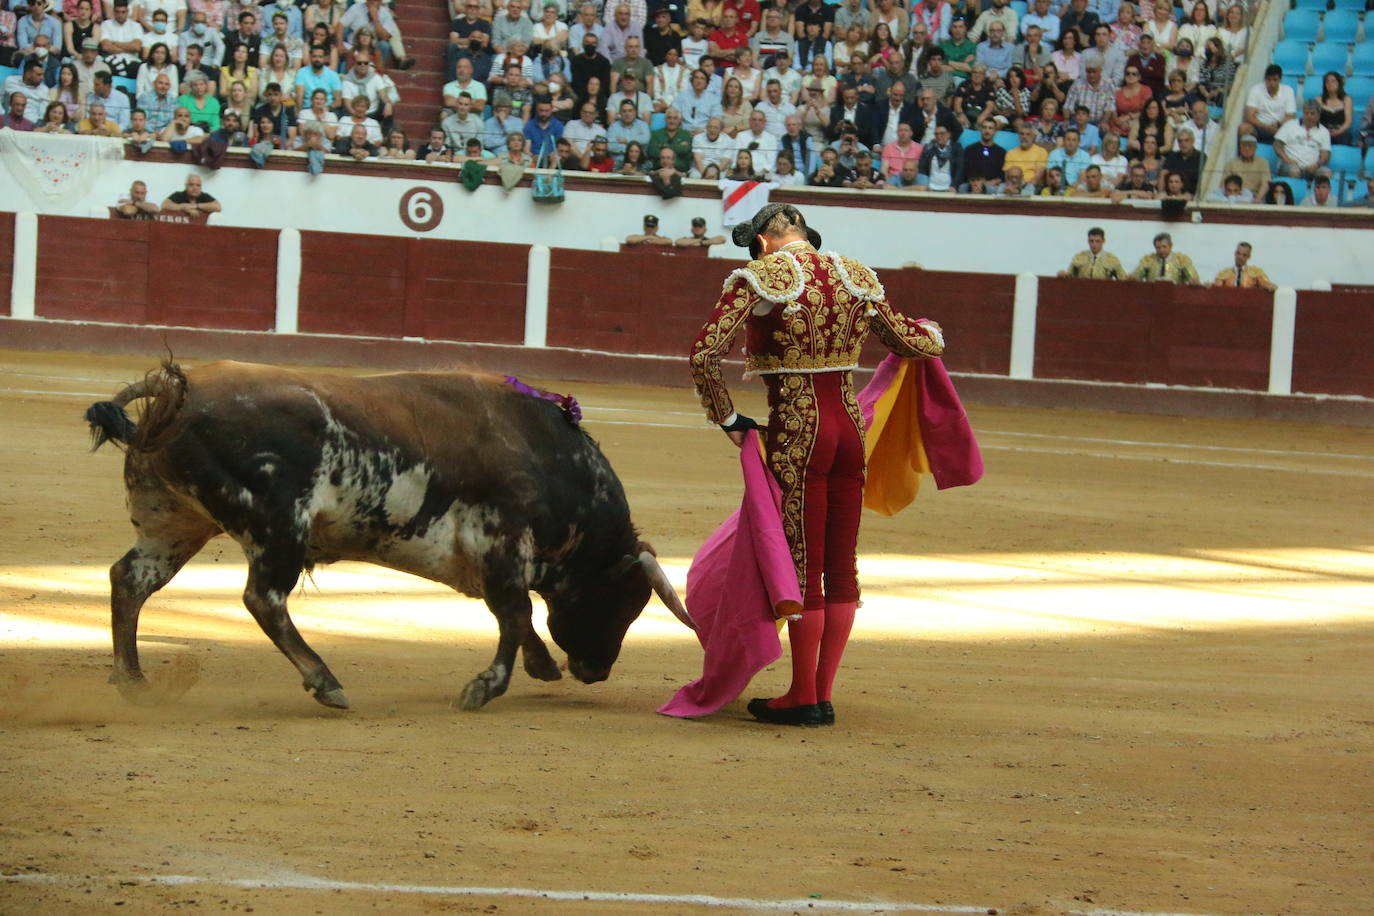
[688,242,945,424]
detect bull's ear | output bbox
[636,547,695,630]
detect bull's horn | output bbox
[638,551,695,630]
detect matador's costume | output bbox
[688,206,944,725]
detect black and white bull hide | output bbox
[85,361,691,711]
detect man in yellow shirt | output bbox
[1213,242,1277,291]
[1060,226,1126,279]
[1132,232,1199,285]
[1002,122,1047,188]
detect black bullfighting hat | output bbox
[731,203,823,260]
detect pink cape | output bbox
[658,355,981,718]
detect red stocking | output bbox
[816,601,857,702]
[768,609,823,708]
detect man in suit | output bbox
[910,86,960,147]
[872,81,915,149]
[828,84,876,145]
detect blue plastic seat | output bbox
[1346,74,1374,102]
[1009,0,1027,17]
[959,127,980,148]
[112,75,137,95]
[1330,0,1363,9]
[1282,9,1322,42]
[1351,44,1374,77]
[1321,10,1360,42]
[1292,0,1328,9]
[0,65,18,85]
[994,130,1018,150]
[1272,41,1311,75]
[1311,43,1350,76]
[1277,176,1310,201]
[649,111,665,130]
[1253,142,1279,170]
[1328,144,1362,176]
[1365,146,1374,174]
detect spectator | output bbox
[1065,161,1112,196]
[917,122,961,190]
[34,100,73,132]
[889,158,922,188]
[490,60,532,116]
[999,164,1033,195]
[571,33,612,103]
[341,0,413,69]
[723,145,758,179]
[1030,96,1065,147]
[142,10,179,63]
[297,87,338,142]
[1240,64,1295,144]
[1114,61,1150,120]
[1207,173,1253,203]
[1059,0,1100,54]
[1111,160,1154,200]
[1109,2,1142,52]
[552,136,580,170]
[161,174,221,215]
[1159,171,1191,201]
[676,215,724,247]
[416,127,452,163]
[645,7,684,65]
[250,81,296,145]
[1194,37,1235,107]
[626,213,673,245]
[568,4,605,54]
[617,139,649,173]
[809,145,851,185]
[563,100,604,154]
[612,34,653,91]
[1004,121,1047,186]
[734,108,779,172]
[482,99,521,153]
[872,79,913,147]
[73,38,113,107]
[846,148,885,188]
[138,41,179,97]
[220,78,253,128]
[991,66,1033,131]
[77,99,121,134]
[50,63,82,115]
[1064,56,1115,126]
[953,61,995,127]
[294,45,341,109]
[176,69,220,130]
[1060,226,1126,278]
[1274,101,1330,181]
[1262,181,1294,206]
[1051,27,1082,84]
[159,104,204,143]
[333,122,377,160]
[608,70,653,123]
[969,0,1017,43]
[438,92,480,149]
[581,134,616,171]
[1160,127,1201,195]
[114,179,159,219]
[1216,133,1266,200]
[64,0,101,61]
[446,0,490,77]
[1340,175,1374,209]
[181,44,218,96]
[1132,232,1199,284]
[648,105,694,170]
[220,43,259,102]
[1067,104,1101,154]
[1315,72,1352,147]
[98,0,144,78]
[1216,3,1247,63]
[1038,164,1066,194]
[962,120,1004,191]
[88,72,130,128]
[1,92,35,130]
[1089,130,1126,185]
[828,84,873,143]
[603,3,644,62]
[751,8,790,66]
[1301,174,1337,208]
[975,21,1012,79]
[754,77,795,135]
[1125,32,1163,97]
[1048,126,1089,184]
[4,60,49,124]
[180,12,224,69]
[881,120,921,178]
[1014,24,1052,85]
[17,0,63,64]
[256,13,300,71]
[1021,0,1060,41]
[707,8,748,71]
[688,113,730,174]
[224,10,262,66]
[1213,242,1275,289]
[1174,97,1217,156]
[523,97,565,151]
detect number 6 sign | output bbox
[399,187,444,232]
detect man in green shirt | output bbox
[648,107,694,171]
[939,17,977,75]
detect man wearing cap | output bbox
[625,213,673,245]
[676,216,724,247]
[73,37,113,105]
[1222,134,1270,200]
[689,204,945,727]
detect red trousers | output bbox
[763,371,866,610]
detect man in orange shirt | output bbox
[1212,242,1277,290]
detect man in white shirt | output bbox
[1020,0,1059,42]
[680,18,709,70]
[1174,98,1218,157]
[969,0,1018,43]
[692,115,735,175]
[1301,174,1338,208]
[562,100,603,154]
[342,59,388,118]
[440,92,482,148]
[754,78,796,136]
[100,0,147,77]
[179,11,224,67]
[1241,64,1297,144]
[735,108,779,173]
[442,56,488,110]
[3,60,50,123]
[1274,101,1330,179]
[142,9,179,58]
[137,0,186,34]
[761,49,802,105]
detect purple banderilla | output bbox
[503,375,583,426]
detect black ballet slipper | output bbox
[747,697,823,727]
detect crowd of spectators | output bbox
[0,0,413,159]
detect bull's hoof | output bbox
[110,671,154,705]
[523,652,563,682]
[313,687,351,709]
[456,670,508,711]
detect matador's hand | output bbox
[720,413,760,448]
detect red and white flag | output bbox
[719,179,779,227]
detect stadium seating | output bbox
[994,130,1018,151]
[1010,0,1028,16]
[1365,147,1374,173]
[112,76,137,96]
[1347,74,1374,101]
[1351,44,1374,77]
[1272,41,1311,75]
[1275,176,1309,200]
[1282,9,1322,43]
[1320,10,1361,43]
[1292,0,1327,11]
[1331,0,1364,10]
[1311,42,1350,76]
[960,128,980,148]
[1254,143,1279,171]
[0,65,18,85]
[1328,144,1362,175]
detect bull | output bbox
[85,360,691,711]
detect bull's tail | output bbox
[85,362,189,452]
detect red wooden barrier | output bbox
[0,212,13,317]
[881,269,1014,375]
[297,232,527,344]
[33,216,277,330]
[1035,278,1272,390]
[1292,289,1374,398]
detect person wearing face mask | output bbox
[180,12,225,68]
[137,0,188,34]
[141,10,180,60]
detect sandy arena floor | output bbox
[0,348,1371,916]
